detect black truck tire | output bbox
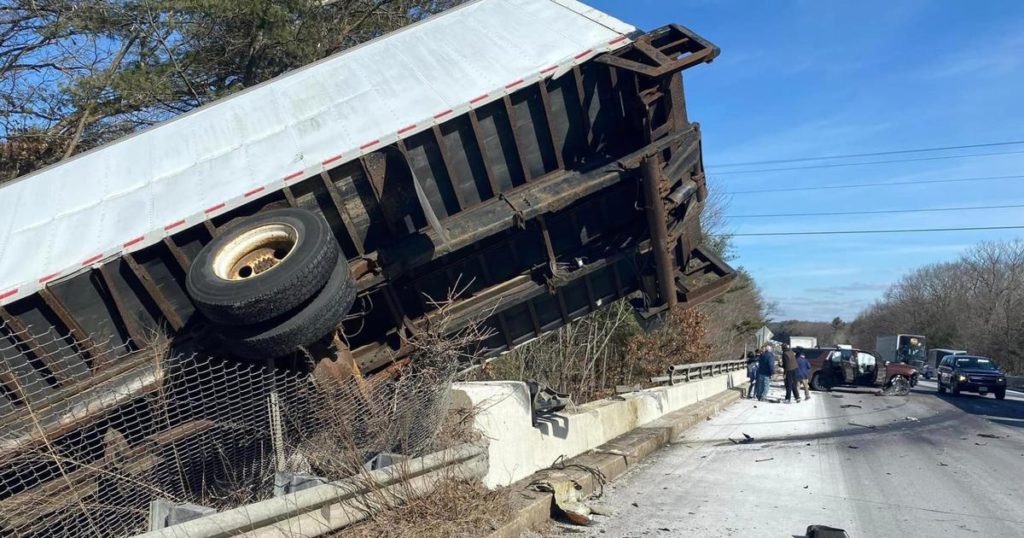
[187,208,339,325]
[810,372,828,392]
[226,260,357,360]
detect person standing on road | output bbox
[796,352,811,401]
[756,344,775,401]
[746,351,759,399]
[781,344,801,403]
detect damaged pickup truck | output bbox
[0,0,733,533]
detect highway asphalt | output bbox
[558,378,1024,537]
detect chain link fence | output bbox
[0,319,461,537]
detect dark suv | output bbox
[937,355,1007,399]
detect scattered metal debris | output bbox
[531,480,592,526]
[847,445,860,449]
[840,404,862,409]
[755,457,774,462]
[977,433,1002,439]
[905,416,919,422]
[848,422,876,430]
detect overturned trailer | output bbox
[0,0,733,534]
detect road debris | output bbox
[848,421,876,430]
[847,445,859,449]
[905,416,919,422]
[831,394,845,399]
[977,433,1002,439]
[840,404,862,409]
[531,480,592,525]
[755,457,774,462]
[938,462,949,466]
[730,433,756,445]
[975,442,988,446]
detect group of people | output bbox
[745,343,810,403]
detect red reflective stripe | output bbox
[81,254,103,266]
[244,186,265,197]
[123,236,145,248]
[608,35,628,45]
[541,65,558,74]
[470,94,489,104]
[0,289,17,301]
[574,49,593,59]
[164,219,186,231]
[434,109,454,119]
[397,124,417,134]
[204,203,226,214]
[283,171,303,181]
[38,272,60,283]
[322,154,343,165]
[505,79,524,89]
[360,139,381,150]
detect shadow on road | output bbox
[922,386,1024,429]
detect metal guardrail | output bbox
[650,359,746,386]
[1008,376,1024,391]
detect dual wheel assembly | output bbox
[186,208,356,360]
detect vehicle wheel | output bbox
[910,374,918,387]
[187,208,339,325]
[951,381,960,396]
[938,380,946,394]
[888,375,910,395]
[226,260,357,360]
[995,389,1006,400]
[810,373,828,392]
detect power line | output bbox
[727,174,1024,195]
[709,139,1024,168]
[733,225,1024,237]
[725,203,1024,219]
[710,149,1024,176]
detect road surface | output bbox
[561,379,1024,537]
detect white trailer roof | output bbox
[0,0,636,305]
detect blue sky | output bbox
[588,0,1024,321]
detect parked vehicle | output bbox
[797,347,919,391]
[926,348,966,379]
[789,336,817,348]
[936,355,1007,400]
[876,334,927,366]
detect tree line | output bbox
[849,239,1024,374]
[0,0,463,182]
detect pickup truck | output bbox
[799,347,919,391]
[0,1,733,535]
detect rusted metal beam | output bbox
[537,81,566,171]
[37,288,97,364]
[640,155,677,309]
[525,300,543,337]
[431,125,469,211]
[163,237,191,273]
[502,95,532,182]
[320,171,366,255]
[97,263,146,347]
[123,254,184,331]
[203,218,219,237]
[572,66,593,147]
[0,307,71,387]
[468,110,503,197]
[537,216,560,276]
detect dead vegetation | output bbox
[334,478,513,538]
